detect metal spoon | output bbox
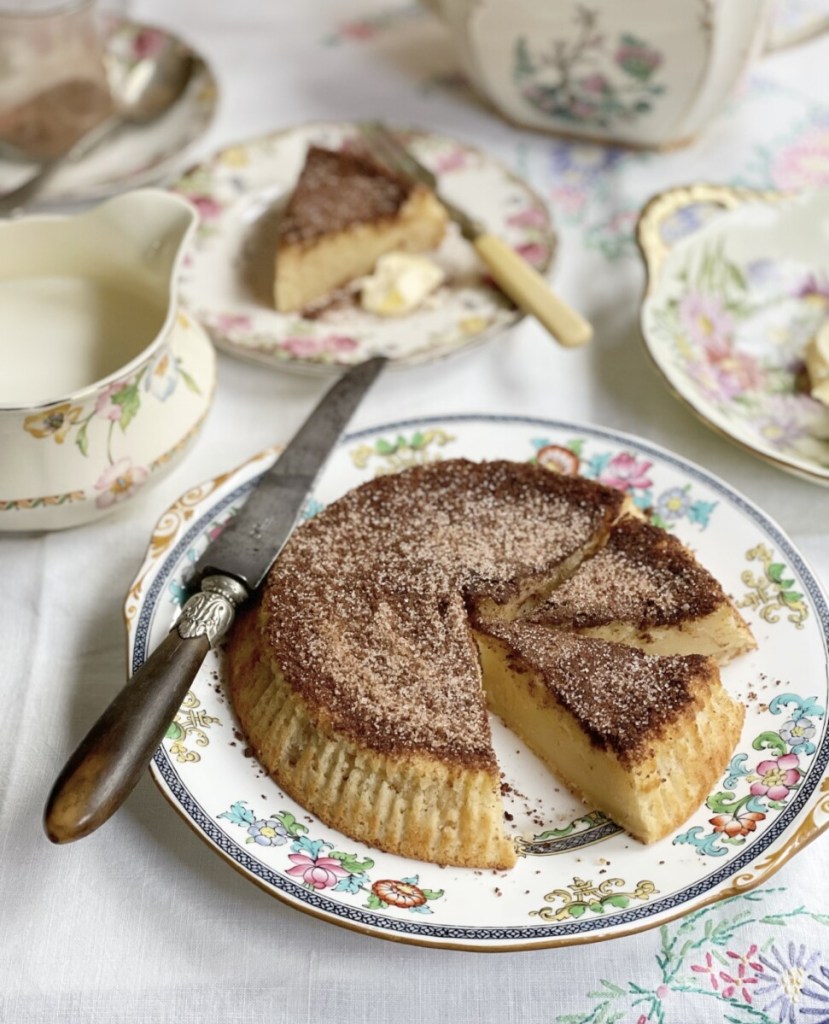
[0,40,197,215]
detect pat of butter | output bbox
[360,252,444,316]
[805,321,829,405]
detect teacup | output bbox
[0,189,216,531]
[421,0,825,149]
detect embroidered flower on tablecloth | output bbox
[755,943,823,1020]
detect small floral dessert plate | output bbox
[127,414,829,951]
[0,21,218,202]
[638,185,829,485]
[170,121,555,371]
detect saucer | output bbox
[170,121,556,372]
[638,185,829,485]
[0,20,218,202]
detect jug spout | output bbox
[86,188,197,299]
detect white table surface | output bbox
[4,2,829,1021]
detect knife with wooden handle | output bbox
[360,121,593,348]
[44,356,386,844]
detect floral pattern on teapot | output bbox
[514,6,666,132]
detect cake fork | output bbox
[359,120,592,348]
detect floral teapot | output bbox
[421,0,824,148]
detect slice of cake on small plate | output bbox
[274,144,448,313]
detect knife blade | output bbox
[43,356,386,844]
[359,121,593,349]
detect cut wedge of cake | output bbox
[474,620,745,844]
[274,144,448,312]
[528,516,756,664]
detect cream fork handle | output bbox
[474,233,593,348]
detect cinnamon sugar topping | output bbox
[531,517,724,630]
[261,459,626,766]
[278,145,413,245]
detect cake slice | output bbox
[474,620,745,844]
[527,516,756,664]
[274,144,448,312]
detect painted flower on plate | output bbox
[280,334,358,359]
[799,272,829,307]
[514,241,548,268]
[655,486,689,522]
[779,716,816,750]
[596,451,652,491]
[247,817,290,847]
[94,458,149,508]
[371,879,427,909]
[433,148,468,174]
[506,206,548,230]
[188,194,223,221]
[678,291,734,351]
[750,753,801,801]
[285,852,350,890]
[709,809,766,839]
[536,444,580,475]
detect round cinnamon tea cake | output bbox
[225,459,753,869]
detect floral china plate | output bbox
[638,185,829,485]
[126,414,829,951]
[0,21,218,202]
[170,121,555,371]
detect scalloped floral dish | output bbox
[638,185,829,485]
[0,20,218,202]
[126,415,829,951]
[170,121,556,371]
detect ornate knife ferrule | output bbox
[175,574,249,646]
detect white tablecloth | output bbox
[4,2,829,1021]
